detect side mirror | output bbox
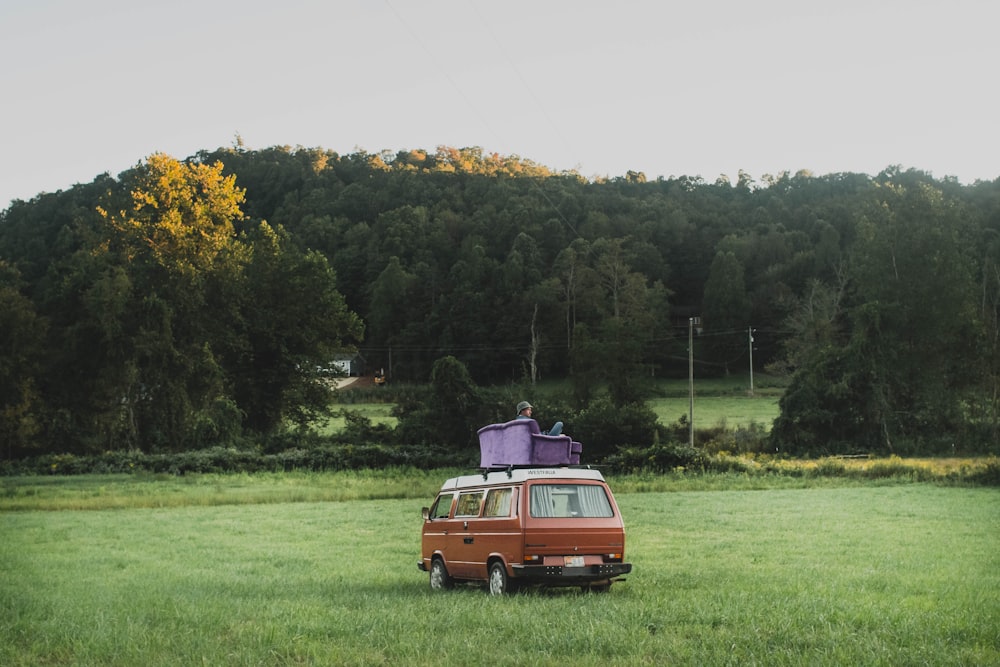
[421,507,430,521]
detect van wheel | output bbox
[488,561,513,596]
[429,558,452,591]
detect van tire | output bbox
[429,558,452,591]
[488,561,514,596]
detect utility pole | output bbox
[688,317,695,447]
[748,327,755,397]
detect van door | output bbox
[422,491,456,569]
[448,489,485,578]
[471,486,521,580]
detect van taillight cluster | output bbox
[603,553,623,562]
[523,554,541,563]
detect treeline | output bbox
[1,145,999,459]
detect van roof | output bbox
[441,467,607,491]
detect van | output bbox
[418,467,632,594]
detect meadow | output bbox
[2,474,997,665]
[319,374,784,434]
[647,375,784,431]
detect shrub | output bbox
[0,441,474,476]
[604,442,708,473]
[968,460,1000,486]
[573,397,659,461]
[330,410,397,445]
[705,453,758,474]
[810,458,848,477]
[392,357,492,451]
[860,457,936,481]
[702,423,772,455]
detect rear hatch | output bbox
[521,480,626,567]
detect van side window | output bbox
[482,488,513,517]
[429,492,454,519]
[455,491,484,517]
[530,484,614,518]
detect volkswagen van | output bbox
[418,467,631,594]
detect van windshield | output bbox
[529,484,613,518]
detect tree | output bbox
[369,255,418,354]
[393,355,486,451]
[232,222,364,433]
[9,153,363,452]
[701,250,751,374]
[5,146,1000,457]
[0,262,46,458]
[567,239,667,408]
[87,153,248,451]
[773,177,983,453]
[842,181,980,451]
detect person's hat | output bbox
[516,401,533,413]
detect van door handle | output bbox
[464,538,474,544]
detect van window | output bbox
[429,493,454,519]
[455,491,484,517]
[530,484,613,518]
[482,488,513,517]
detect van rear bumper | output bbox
[511,562,631,581]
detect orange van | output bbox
[419,467,632,594]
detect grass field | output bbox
[318,395,781,436]
[2,475,997,665]
[648,395,780,430]
[320,375,784,435]
[317,403,398,434]
[648,374,784,430]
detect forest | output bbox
[1,144,999,461]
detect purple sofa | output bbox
[477,419,582,468]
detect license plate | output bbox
[564,556,584,567]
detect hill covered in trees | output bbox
[1,145,998,458]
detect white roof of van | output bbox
[441,467,606,491]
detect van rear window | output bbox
[530,484,613,518]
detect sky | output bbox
[2,0,998,208]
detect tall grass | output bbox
[0,468,460,512]
[2,481,997,665]
[2,458,996,513]
[0,460,1000,512]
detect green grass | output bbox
[0,469,456,512]
[649,395,780,430]
[314,403,398,435]
[2,477,997,665]
[318,374,784,437]
[647,373,784,430]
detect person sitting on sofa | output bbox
[516,401,563,437]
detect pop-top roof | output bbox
[441,467,605,491]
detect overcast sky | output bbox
[2,0,997,208]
